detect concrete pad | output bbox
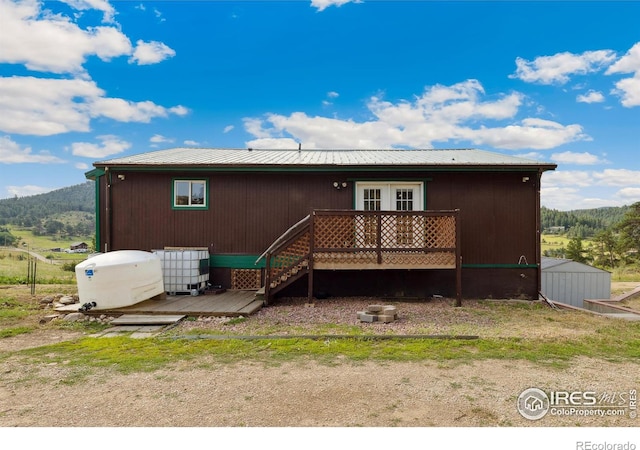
[110,315,185,325]
[603,313,640,321]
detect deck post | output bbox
[454,210,462,307]
[264,253,271,306]
[376,213,382,264]
[307,211,315,303]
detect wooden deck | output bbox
[87,289,264,317]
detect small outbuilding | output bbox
[541,257,611,308]
[70,242,88,251]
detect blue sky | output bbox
[0,0,639,211]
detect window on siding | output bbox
[173,179,207,208]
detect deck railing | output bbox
[259,209,461,305]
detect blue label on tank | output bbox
[85,269,94,277]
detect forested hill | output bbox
[541,205,630,237]
[0,182,94,227]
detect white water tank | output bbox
[75,250,165,310]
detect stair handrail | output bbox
[255,214,311,265]
[257,214,312,304]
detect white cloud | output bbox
[0,0,131,76]
[550,151,604,165]
[0,77,99,135]
[592,169,640,187]
[130,40,176,65]
[311,0,361,12]
[327,91,339,98]
[60,0,117,23]
[0,76,188,135]
[184,140,200,146]
[617,187,640,200]
[6,184,57,198]
[223,125,234,133]
[576,90,605,104]
[169,105,189,116]
[541,170,594,188]
[246,137,301,149]
[606,42,640,75]
[540,186,583,210]
[610,77,640,107]
[244,80,589,150]
[71,135,131,158]
[0,0,175,75]
[511,50,616,85]
[0,135,65,164]
[541,168,640,209]
[606,42,640,107]
[150,134,174,144]
[75,162,89,170]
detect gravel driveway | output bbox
[1,296,639,429]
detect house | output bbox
[67,242,89,253]
[541,257,611,308]
[85,148,556,304]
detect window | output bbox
[173,179,208,209]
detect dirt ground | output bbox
[1,354,639,428]
[0,284,639,429]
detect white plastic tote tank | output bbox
[75,250,164,310]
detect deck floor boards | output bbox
[90,290,262,317]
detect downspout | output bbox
[105,166,111,253]
[94,175,101,253]
[535,169,542,296]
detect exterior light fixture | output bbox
[332,181,348,190]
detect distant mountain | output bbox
[0,182,95,227]
[541,205,630,237]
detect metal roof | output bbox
[541,257,611,274]
[94,147,557,170]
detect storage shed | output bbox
[541,257,611,308]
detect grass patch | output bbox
[7,329,640,374]
[0,326,34,339]
[0,249,78,284]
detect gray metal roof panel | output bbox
[95,148,556,168]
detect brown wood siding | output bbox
[426,172,538,265]
[102,171,355,254]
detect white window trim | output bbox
[355,181,424,211]
[173,179,208,209]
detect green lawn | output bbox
[5,225,93,262]
[540,233,594,254]
[0,249,78,284]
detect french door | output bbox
[355,182,424,247]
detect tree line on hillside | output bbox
[0,182,94,226]
[541,205,629,238]
[0,182,95,245]
[542,203,640,270]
